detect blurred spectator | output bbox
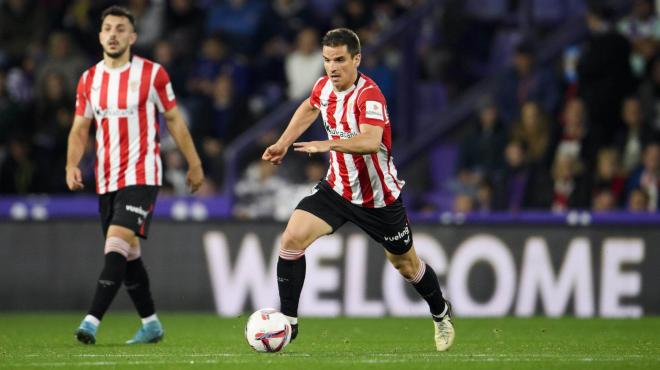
[626,142,660,210]
[274,159,326,221]
[36,32,88,94]
[510,101,552,166]
[474,179,493,212]
[233,160,289,220]
[578,2,635,149]
[617,96,653,174]
[592,190,617,212]
[638,53,660,131]
[456,96,507,181]
[550,153,590,212]
[261,0,317,42]
[152,39,187,99]
[495,42,560,125]
[333,0,373,31]
[251,36,288,114]
[627,187,651,212]
[0,70,23,149]
[592,147,626,209]
[452,193,474,214]
[34,71,73,192]
[165,0,205,60]
[617,0,660,78]
[206,0,267,55]
[0,137,42,194]
[0,0,48,62]
[285,28,323,100]
[128,0,165,55]
[187,35,249,99]
[552,97,594,169]
[61,0,108,56]
[161,150,188,196]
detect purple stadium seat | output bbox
[488,30,522,73]
[532,0,566,24]
[428,144,458,191]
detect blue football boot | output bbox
[74,320,98,345]
[126,320,164,344]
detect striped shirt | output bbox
[75,56,176,194]
[309,73,405,208]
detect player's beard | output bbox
[104,45,128,59]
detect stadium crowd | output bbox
[1,0,659,216]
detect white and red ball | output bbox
[245,308,292,353]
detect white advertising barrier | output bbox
[202,225,654,318]
[1,222,657,316]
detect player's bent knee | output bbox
[105,236,131,258]
[280,230,309,252]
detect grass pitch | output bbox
[0,313,658,369]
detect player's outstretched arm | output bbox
[294,123,383,155]
[262,98,320,165]
[163,106,204,193]
[65,115,93,191]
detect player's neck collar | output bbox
[333,73,360,95]
[102,55,132,72]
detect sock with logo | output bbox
[124,258,156,318]
[277,255,306,318]
[408,263,446,320]
[88,252,127,320]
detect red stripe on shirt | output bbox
[353,155,374,207]
[326,91,352,200]
[100,72,111,192]
[117,69,130,189]
[136,60,153,184]
[153,110,160,184]
[371,153,396,204]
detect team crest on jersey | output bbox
[365,101,384,120]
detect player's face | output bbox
[323,45,361,91]
[99,15,136,59]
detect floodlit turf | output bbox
[0,314,658,369]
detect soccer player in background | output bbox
[65,6,204,344]
[262,28,455,351]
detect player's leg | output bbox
[385,247,454,351]
[75,225,134,344]
[277,209,334,340]
[124,238,164,344]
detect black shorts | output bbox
[99,185,159,239]
[296,181,413,255]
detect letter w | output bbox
[204,232,278,316]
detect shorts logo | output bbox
[384,225,410,243]
[126,205,149,218]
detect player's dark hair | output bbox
[322,28,361,56]
[101,5,135,29]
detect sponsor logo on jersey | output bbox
[95,108,137,118]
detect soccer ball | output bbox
[245,308,292,353]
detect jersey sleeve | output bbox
[74,74,93,118]
[308,77,325,109]
[151,65,177,113]
[357,87,388,127]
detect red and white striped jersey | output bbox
[75,56,176,194]
[309,73,405,208]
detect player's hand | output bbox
[187,164,204,193]
[262,143,288,165]
[293,141,330,154]
[65,166,84,191]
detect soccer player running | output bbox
[66,6,204,344]
[262,28,454,351]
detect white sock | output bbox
[84,315,100,326]
[284,315,298,325]
[141,313,159,325]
